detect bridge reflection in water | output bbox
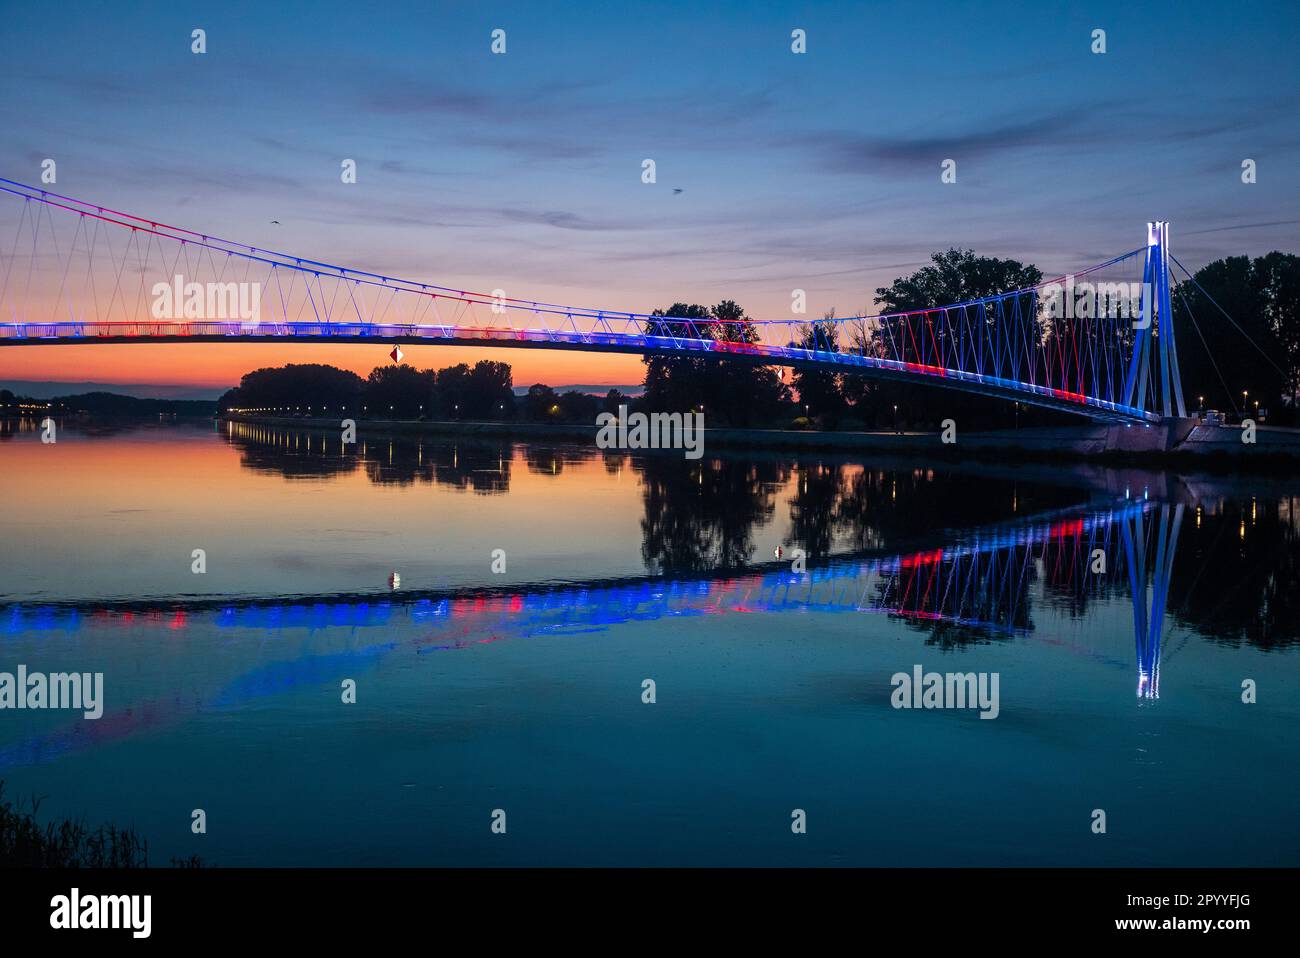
[1123,502,1184,700]
[3,494,1186,741]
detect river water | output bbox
[1,418,1297,866]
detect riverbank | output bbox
[219,414,1300,468]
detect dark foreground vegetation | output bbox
[0,781,200,868]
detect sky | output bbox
[1,0,1297,394]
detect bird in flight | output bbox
[672,188,683,194]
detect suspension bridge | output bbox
[0,177,1188,424]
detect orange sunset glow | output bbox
[0,343,647,392]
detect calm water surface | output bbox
[1,418,1297,866]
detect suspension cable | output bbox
[0,175,1142,328]
[1173,279,1238,414]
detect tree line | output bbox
[218,357,646,424]
[0,389,216,418]
[219,360,516,419]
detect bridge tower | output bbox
[1124,222,1187,418]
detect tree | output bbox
[1257,252,1300,411]
[875,249,1043,314]
[435,363,471,417]
[869,250,1043,428]
[642,302,714,414]
[791,311,846,421]
[641,300,789,425]
[707,299,789,426]
[557,390,599,422]
[522,383,560,421]
[602,388,629,414]
[838,308,881,412]
[464,360,514,418]
[223,363,365,413]
[365,365,437,418]
[1173,252,1298,421]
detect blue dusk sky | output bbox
[0,0,1296,387]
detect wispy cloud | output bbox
[813,111,1086,173]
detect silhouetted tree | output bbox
[1173,252,1298,422]
[791,311,846,422]
[436,363,472,417]
[523,383,560,421]
[875,249,1043,315]
[643,302,714,414]
[868,250,1043,429]
[365,365,436,418]
[464,360,515,418]
[557,390,599,422]
[707,299,789,425]
[223,363,365,414]
[602,388,629,414]
[642,300,788,425]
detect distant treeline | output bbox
[219,360,640,423]
[0,388,216,417]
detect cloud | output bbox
[1182,220,1300,236]
[497,208,634,231]
[461,135,603,161]
[814,111,1085,173]
[803,99,1278,178]
[362,84,493,117]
